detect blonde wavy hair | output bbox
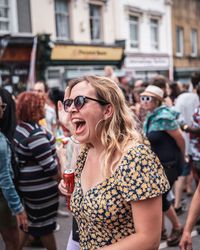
[66,75,143,177]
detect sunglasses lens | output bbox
[63,96,86,112]
[64,99,73,111]
[74,96,84,110]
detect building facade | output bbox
[30,0,125,89]
[172,0,200,83]
[0,0,125,91]
[0,0,33,93]
[114,0,173,80]
[2,0,188,92]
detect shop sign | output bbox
[51,45,123,61]
[125,56,169,70]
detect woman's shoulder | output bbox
[117,143,153,171]
[123,143,152,160]
[15,122,49,143]
[16,122,41,133]
[119,142,163,172]
[155,105,179,120]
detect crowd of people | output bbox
[0,68,200,250]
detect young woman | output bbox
[14,92,60,250]
[0,88,27,250]
[59,76,169,250]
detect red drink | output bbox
[63,169,75,210]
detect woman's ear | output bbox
[103,104,113,120]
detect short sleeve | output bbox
[159,118,179,130]
[116,144,170,202]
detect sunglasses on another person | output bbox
[63,95,109,112]
[140,96,153,102]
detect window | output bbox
[176,26,184,56]
[89,4,102,42]
[0,0,9,33]
[55,0,70,40]
[191,29,198,57]
[150,18,159,50]
[129,15,139,48]
[17,0,32,33]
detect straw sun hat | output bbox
[140,85,164,101]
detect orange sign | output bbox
[1,47,31,62]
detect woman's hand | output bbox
[58,179,71,196]
[16,210,28,232]
[179,231,193,250]
[57,100,69,128]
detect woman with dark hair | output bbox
[14,91,60,250]
[0,88,16,141]
[169,81,181,105]
[0,88,27,250]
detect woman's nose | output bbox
[67,103,77,113]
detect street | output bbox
[0,194,200,250]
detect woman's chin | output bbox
[73,133,89,144]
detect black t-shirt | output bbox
[147,130,183,176]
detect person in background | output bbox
[174,74,200,215]
[104,66,119,84]
[179,181,200,250]
[151,74,173,107]
[130,80,149,124]
[181,82,200,186]
[59,75,169,250]
[169,81,182,105]
[141,85,185,247]
[14,92,59,250]
[33,81,57,135]
[0,88,28,250]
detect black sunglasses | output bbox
[63,95,109,112]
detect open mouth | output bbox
[72,118,86,134]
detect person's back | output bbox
[175,92,199,125]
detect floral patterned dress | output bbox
[70,144,170,250]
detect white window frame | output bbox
[190,29,198,57]
[150,18,159,50]
[0,0,10,34]
[176,26,184,57]
[129,15,139,49]
[89,3,102,43]
[55,0,70,40]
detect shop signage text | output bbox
[51,45,123,61]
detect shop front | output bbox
[45,43,125,89]
[124,53,171,81]
[174,67,200,84]
[0,35,34,94]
